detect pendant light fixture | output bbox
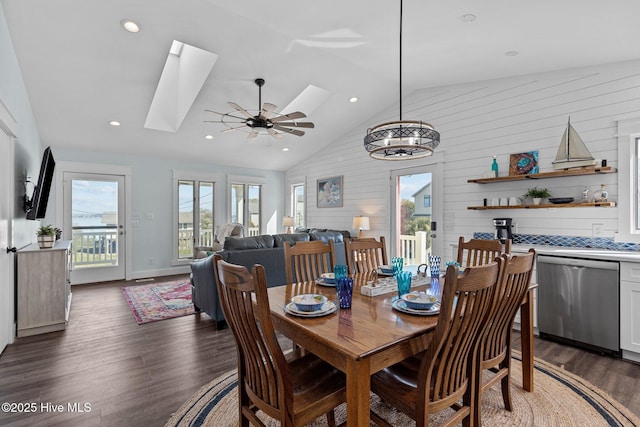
[364,0,440,160]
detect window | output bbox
[175,178,214,261]
[616,117,640,243]
[423,195,431,208]
[293,183,305,228]
[231,183,261,236]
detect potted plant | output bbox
[523,187,551,205]
[36,224,56,249]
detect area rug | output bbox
[122,280,196,324]
[165,351,639,427]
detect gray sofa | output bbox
[190,229,349,327]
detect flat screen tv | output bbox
[26,146,55,220]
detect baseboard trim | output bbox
[128,266,191,281]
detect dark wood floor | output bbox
[0,275,639,426]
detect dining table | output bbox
[267,272,536,427]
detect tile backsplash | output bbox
[473,232,640,252]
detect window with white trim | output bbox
[231,183,262,236]
[292,183,305,228]
[173,174,215,262]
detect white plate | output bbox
[315,277,336,287]
[392,299,440,316]
[284,301,337,318]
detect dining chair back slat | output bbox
[284,240,336,285]
[371,260,502,427]
[213,254,346,427]
[473,249,536,427]
[344,236,388,275]
[457,236,511,267]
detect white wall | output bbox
[0,2,43,249]
[47,147,285,278]
[288,60,640,261]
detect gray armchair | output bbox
[194,223,244,258]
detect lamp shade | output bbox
[352,216,370,231]
[282,216,295,227]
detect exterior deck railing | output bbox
[71,226,119,268]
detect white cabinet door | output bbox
[620,262,640,353]
[620,262,640,354]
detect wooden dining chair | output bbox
[213,254,346,427]
[473,249,535,427]
[344,236,388,275]
[370,260,502,427]
[284,240,337,285]
[457,236,512,267]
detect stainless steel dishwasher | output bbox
[537,255,620,355]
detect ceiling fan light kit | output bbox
[205,78,314,139]
[364,0,440,160]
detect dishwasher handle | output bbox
[537,254,619,270]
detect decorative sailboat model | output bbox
[552,117,597,170]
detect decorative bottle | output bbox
[593,184,608,202]
[491,156,499,178]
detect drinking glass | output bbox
[396,270,412,298]
[429,255,441,277]
[333,264,348,292]
[391,257,404,275]
[337,277,354,309]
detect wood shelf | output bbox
[468,202,616,210]
[467,166,616,184]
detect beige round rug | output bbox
[166,352,639,426]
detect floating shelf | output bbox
[467,166,616,184]
[468,202,616,210]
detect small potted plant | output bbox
[36,224,56,249]
[523,187,551,205]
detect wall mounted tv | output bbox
[25,146,55,220]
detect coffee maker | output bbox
[493,218,513,243]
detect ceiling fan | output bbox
[205,78,315,139]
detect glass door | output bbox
[391,164,442,266]
[63,172,125,284]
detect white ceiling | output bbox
[3,0,640,171]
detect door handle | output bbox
[6,247,17,253]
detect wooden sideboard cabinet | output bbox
[16,240,72,337]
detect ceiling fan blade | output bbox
[247,129,259,139]
[228,102,254,119]
[221,125,247,133]
[267,128,284,139]
[260,103,278,119]
[271,111,307,122]
[274,121,315,128]
[205,109,247,121]
[273,124,305,137]
[203,120,246,124]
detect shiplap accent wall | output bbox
[287,60,640,261]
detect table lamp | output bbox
[283,216,295,234]
[352,216,370,238]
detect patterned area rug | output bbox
[165,351,640,427]
[122,280,196,324]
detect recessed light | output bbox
[109,121,121,127]
[460,14,476,23]
[349,97,359,103]
[505,50,520,57]
[282,147,289,152]
[120,19,140,33]
[204,134,214,140]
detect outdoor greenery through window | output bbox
[231,183,261,236]
[177,180,214,259]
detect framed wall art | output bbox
[509,150,539,175]
[317,175,343,208]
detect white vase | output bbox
[533,198,542,205]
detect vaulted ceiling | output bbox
[3,0,640,170]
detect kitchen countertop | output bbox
[512,244,640,262]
